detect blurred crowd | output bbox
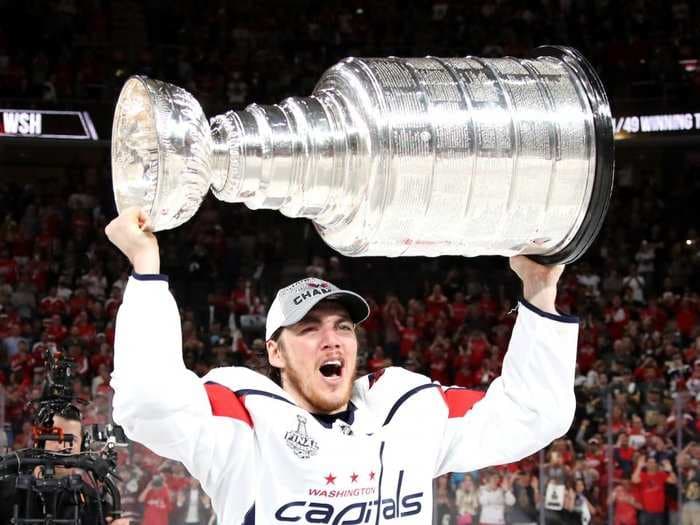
[0,1,699,525]
[0,0,699,111]
[0,147,696,525]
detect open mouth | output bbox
[319,359,343,378]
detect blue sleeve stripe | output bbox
[131,272,169,282]
[518,297,579,324]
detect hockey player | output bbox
[106,207,578,524]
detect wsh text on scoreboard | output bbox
[0,109,98,140]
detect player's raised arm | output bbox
[104,207,160,274]
[509,255,564,316]
[435,256,578,475]
[105,209,256,523]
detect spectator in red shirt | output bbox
[466,331,489,370]
[454,361,473,388]
[165,462,191,495]
[90,339,113,371]
[39,286,67,317]
[606,295,630,341]
[407,298,429,335]
[360,296,382,347]
[577,330,598,374]
[73,310,96,345]
[432,314,451,342]
[425,284,448,319]
[30,342,46,368]
[452,333,470,368]
[676,295,698,340]
[105,286,122,319]
[609,479,642,525]
[449,291,469,329]
[478,288,498,321]
[139,476,172,525]
[67,287,90,318]
[640,298,668,333]
[635,356,661,384]
[5,370,31,426]
[9,339,34,382]
[427,341,450,385]
[98,319,114,345]
[12,421,35,450]
[395,314,420,361]
[614,433,636,478]
[367,345,392,373]
[632,455,677,525]
[229,278,252,318]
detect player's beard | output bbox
[281,349,356,414]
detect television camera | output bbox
[0,350,128,524]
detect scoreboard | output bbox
[0,109,98,140]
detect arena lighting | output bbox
[0,109,98,140]
[679,58,699,72]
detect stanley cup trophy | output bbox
[111,46,613,264]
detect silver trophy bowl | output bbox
[111,46,613,264]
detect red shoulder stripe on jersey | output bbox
[204,383,254,428]
[441,388,486,418]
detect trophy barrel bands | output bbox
[310,51,611,259]
[526,46,614,265]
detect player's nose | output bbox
[319,324,342,349]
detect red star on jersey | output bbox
[325,473,336,485]
[369,471,376,480]
[350,473,359,483]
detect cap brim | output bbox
[284,290,370,328]
[324,291,370,325]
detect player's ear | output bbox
[266,338,285,369]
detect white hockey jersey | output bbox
[111,276,579,524]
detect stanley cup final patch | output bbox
[285,415,320,459]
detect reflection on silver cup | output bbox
[111,46,613,263]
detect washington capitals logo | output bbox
[308,282,330,289]
[285,415,319,459]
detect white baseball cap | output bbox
[265,277,370,340]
